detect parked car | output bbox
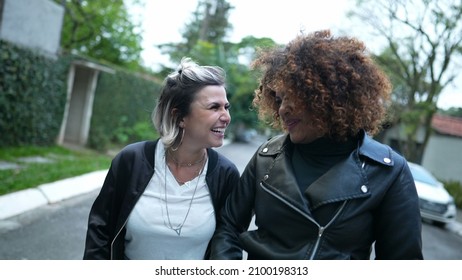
[407,162,457,226]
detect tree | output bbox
[157,0,234,68]
[55,0,143,70]
[350,0,462,162]
[439,107,462,118]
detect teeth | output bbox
[212,128,225,133]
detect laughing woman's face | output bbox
[180,85,231,149]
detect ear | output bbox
[171,108,184,128]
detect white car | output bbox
[408,162,457,226]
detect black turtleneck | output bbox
[291,136,359,193]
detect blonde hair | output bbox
[152,57,226,148]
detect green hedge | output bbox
[88,71,162,151]
[0,40,71,146]
[444,180,462,209]
[0,40,162,150]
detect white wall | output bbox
[0,0,64,55]
[422,134,462,183]
[380,125,462,183]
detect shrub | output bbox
[0,40,72,146]
[444,180,462,209]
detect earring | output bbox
[171,128,185,151]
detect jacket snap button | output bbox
[263,175,269,180]
[383,157,391,163]
[361,185,368,193]
[262,147,268,153]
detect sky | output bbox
[128,0,461,109]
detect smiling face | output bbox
[180,85,231,149]
[275,91,326,144]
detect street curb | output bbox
[37,170,107,203]
[0,169,107,220]
[0,188,48,220]
[446,220,462,237]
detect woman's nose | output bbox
[278,99,291,116]
[220,109,231,123]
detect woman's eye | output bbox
[275,97,282,106]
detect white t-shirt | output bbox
[124,141,215,259]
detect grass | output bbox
[0,145,113,196]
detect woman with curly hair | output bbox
[210,30,423,260]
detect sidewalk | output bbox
[0,169,107,220]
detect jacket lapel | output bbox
[305,152,369,210]
[259,135,310,212]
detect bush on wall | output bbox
[444,180,462,209]
[0,40,72,146]
[88,70,162,151]
[0,39,162,150]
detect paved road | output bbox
[0,138,461,259]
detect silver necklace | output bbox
[167,151,206,184]
[168,149,206,167]
[162,153,206,236]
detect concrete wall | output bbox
[63,65,98,145]
[422,134,462,183]
[0,0,64,55]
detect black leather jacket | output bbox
[83,140,240,259]
[210,132,423,259]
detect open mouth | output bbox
[211,128,226,135]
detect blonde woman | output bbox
[84,58,239,259]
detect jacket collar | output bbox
[260,130,394,167]
[357,130,394,166]
[259,130,394,212]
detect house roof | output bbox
[432,114,462,138]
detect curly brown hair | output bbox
[251,30,392,141]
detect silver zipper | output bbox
[260,182,348,259]
[308,200,347,259]
[260,182,318,225]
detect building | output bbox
[421,114,462,183]
[381,114,462,184]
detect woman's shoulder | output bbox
[257,134,287,155]
[114,140,158,161]
[360,134,407,167]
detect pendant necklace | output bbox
[168,149,206,167]
[162,152,206,236]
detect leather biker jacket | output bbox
[83,139,240,259]
[210,131,423,259]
